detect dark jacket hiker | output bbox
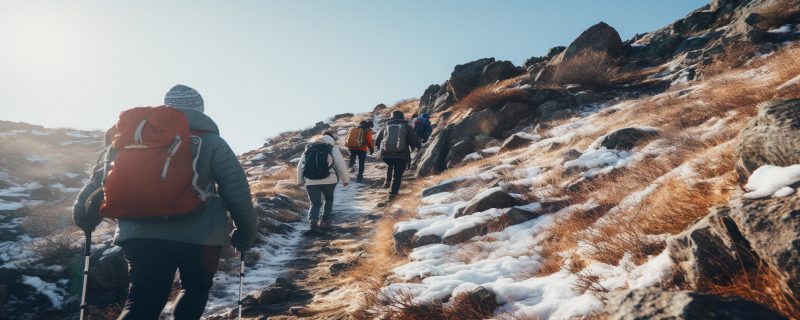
[412,113,433,143]
[374,110,422,196]
[72,84,258,320]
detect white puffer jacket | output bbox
[297,135,350,186]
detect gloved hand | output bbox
[230,230,253,252]
[73,214,103,233]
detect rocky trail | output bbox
[226,154,409,319]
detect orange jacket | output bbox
[349,128,375,153]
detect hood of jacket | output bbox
[184,109,220,135]
[319,135,335,145]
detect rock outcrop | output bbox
[736,99,800,178]
[600,127,659,151]
[601,287,789,320]
[448,58,496,102]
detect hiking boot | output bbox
[382,181,391,189]
[349,166,355,173]
[319,220,331,229]
[388,192,398,200]
[357,175,363,183]
[309,219,322,233]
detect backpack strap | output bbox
[190,134,218,201]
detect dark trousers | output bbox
[383,158,407,194]
[306,183,336,221]
[348,149,367,182]
[118,239,221,320]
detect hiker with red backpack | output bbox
[412,113,433,143]
[344,120,375,183]
[297,134,350,233]
[374,110,422,197]
[72,85,258,320]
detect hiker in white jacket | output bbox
[297,135,349,232]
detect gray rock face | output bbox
[392,229,417,253]
[500,102,530,120]
[448,58,496,102]
[446,137,477,169]
[499,133,536,153]
[415,124,454,177]
[421,176,481,198]
[455,189,519,218]
[536,99,576,123]
[729,195,800,299]
[256,277,294,305]
[667,206,759,291]
[546,46,567,58]
[675,10,717,34]
[600,127,658,151]
[736,99,800,178]
[476,61,522,87]
[602,287,788,320]
[419,84,442,115]
[622,26,684,60]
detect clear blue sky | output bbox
[0,0,708,154]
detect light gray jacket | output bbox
[296,135,350,186]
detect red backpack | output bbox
[94,106,209,222]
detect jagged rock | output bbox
[476,60,522,87]
[551,22,623,66]
[255,194,302,212]
[419,84,442,115]
[414,234,443,247]
[600,127,658,151]
[562,149,582,162]
[392,229,417,253]
[537,99,577,123]
[276,143,306,161]
[506,206,544,224]
[601,287,789,320]
[527,89,559,107]
[736,99,800,178]
[88,246,128,293]
[499,133,536,153]
[452,109,514,142]
[421,176,481,198]
[445,137,477,169]
[675,10,717,34]
[432,81,455,113]
[415,124,454,177]
[257,278,294,305]
[448,58,496,102]
[667,206,759,291]
[546,46,567,58]
[500,102,530,120]
[729,194,800,299]
[622,25,684,60]
[455,189,519,218]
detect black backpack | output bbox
[302,143,333,179]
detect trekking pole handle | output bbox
[84,231,92,256]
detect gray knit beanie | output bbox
[164,84,204,113]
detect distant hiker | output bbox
[345,120,375,183]
[297,134,350,232]
[412,113,433,143]
[375,110,422,197]
[72,84,258,320]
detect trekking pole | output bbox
[238,251,245,320]
[80,231,91,320]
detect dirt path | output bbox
[234,153,410,319]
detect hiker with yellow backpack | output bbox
[344,120,375,183]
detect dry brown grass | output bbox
[32,233,79,266]
[757,0,800,30]
[705,260,800,319]
[449,79,531,113]
[549,50,621,89]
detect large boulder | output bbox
[455,189,520,218]
[415,124,454,177]
[476,60,522,87]
[550,22,622,66]
[85,246,128,306]
[601,287,788,320]
[729,194,800,299]
[445,137,477,169]
[736,99,800,178]
[667,206,759,291]
[599,127,659,151]
[448,58,496,102]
